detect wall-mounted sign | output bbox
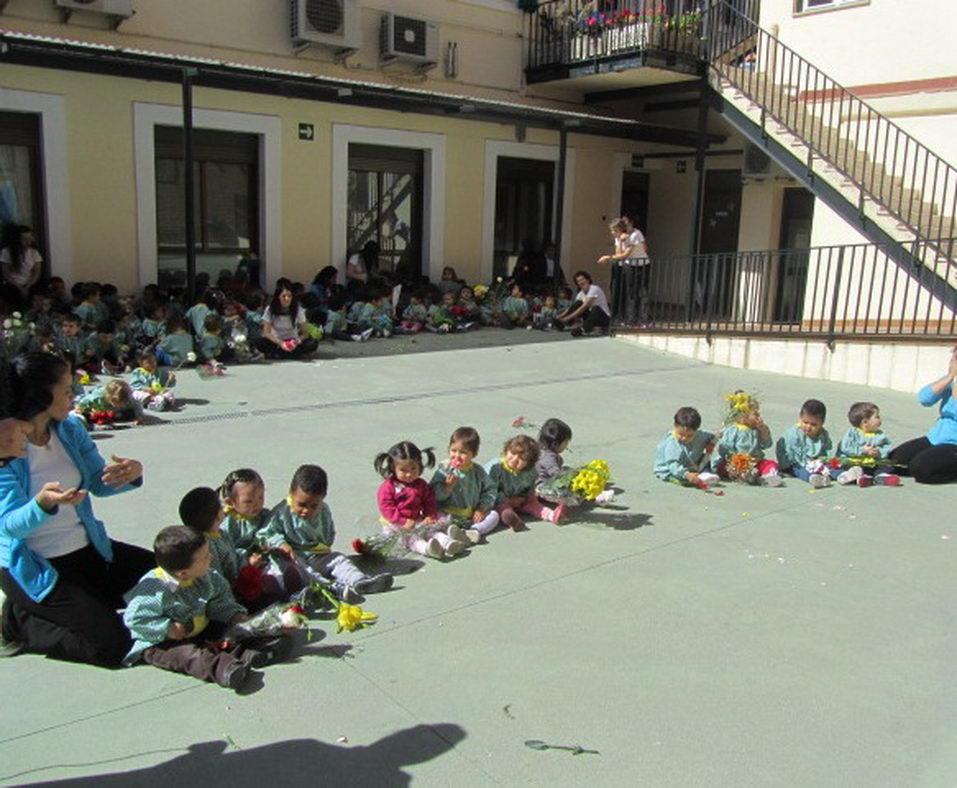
[298,123,315,141]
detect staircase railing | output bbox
[612,239,957,341]
[704,0,957,252]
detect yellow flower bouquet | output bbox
[538,459,612,505]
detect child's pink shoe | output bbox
[875,473,901,486]
[547,503,566,524]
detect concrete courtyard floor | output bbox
[1,332,955,787]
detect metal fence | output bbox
[611,241,957,340]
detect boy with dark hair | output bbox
[775,398,839,488]
[122,525,290,689]
[654,407,719,486]
[835,401,901,487]
[258,464,393,602]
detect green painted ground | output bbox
[1,334,954,787]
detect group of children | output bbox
[654,393,901,490]
[122,417,614,690]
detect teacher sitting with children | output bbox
[0,352,153,665]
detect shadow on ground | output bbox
[12,724,466,786]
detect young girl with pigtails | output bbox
[375,441,462,559]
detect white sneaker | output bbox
[146,398,164,412]
[447,524,468,543]
[697,472,720,487]
[425,537,444,559]
[809,473,831,488]
[445,539,466,556]
[360,328,374,341]
[463,528,481,545]
[837,466,864,485]
[349,334,363,342]
[594,489,615,504]
[760,474,783,487]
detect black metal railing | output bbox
[611,240,957,340]
[525,0,759,71]
[706,1,957,254]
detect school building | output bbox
[1,0,954,389]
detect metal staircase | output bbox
[704,0,957,293]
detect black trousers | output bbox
[1,540,155,666]
[581,306,610,335]
[254,337,319,359]
[889,437,957,484]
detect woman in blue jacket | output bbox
[889,345,957,484]
[0,352,153,665]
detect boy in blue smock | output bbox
[835,401,901,487]
[653,407,719,487]
[775,398,840,488]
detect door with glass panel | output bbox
[0,111,45,267]
[348,144,422,283]
[155,127,259,291]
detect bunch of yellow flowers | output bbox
[570,460,611,500]
[472,284,488,298]
[337,603,377,633]
[725,391,753,412]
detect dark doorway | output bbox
[693,169,742,318]
[620,171,650,238]
[0,111,46,273]
[774,187,815,322]
[494,157,555,279]
[348,144,423,283]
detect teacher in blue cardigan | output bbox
[0,352,153,664]
[889,345,957,484]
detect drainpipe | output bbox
[554,123,568,284]
[182,68,197,299]
[687,79,709,321]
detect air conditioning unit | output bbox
[55,0,133,19]
[291,0,361,52]
[742,142,773,179]
[380,12,439,67]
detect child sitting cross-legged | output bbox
[129,349,176,411]
[74,379,141,427]
[835,401,901,487]
[375,440,457,559]
[430,426,498,545]
[775,398,840,488]
[259,464,393,602]
[486,434,565,531]
[712,391,783,486]
[653,407,720,487]
[122,526,292,690]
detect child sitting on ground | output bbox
[179,486,245,587]
[259,464,393,601]
[138,302,166,347]
[535,417,616,505]
[73,282,109,330]
[430,426,498,544]
[84,319,126,375]
[775,398,839,488]
[156,315,195,367]
[54,313,85,367]
[533,294,559,330]
[500,284,530,328]
[129,349,176,411]
[486,434,564,530]
[653,407,719,486]
[198,313,226,363]
[426,292,456,333]
[712,391,782,486]
[375,440,460,559]
[122,526,291,689]
[399,292,428,334]
[835,401,901,487]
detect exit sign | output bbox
[298,123,314,141]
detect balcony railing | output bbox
[611,240,957,341]
[525,0,758,73]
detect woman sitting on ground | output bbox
[555,270,611,337]
[255,278,319,360]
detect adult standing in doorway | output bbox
[541,241,566,289]
[888,345,957,484]
[597,218,639,326]
[555,270,611,337]
[623,214,650,326]
[346,241,380,297]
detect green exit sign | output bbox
[298,123,314,141]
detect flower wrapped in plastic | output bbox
[537,459,612,505]
[828,455,908,471]
[725,452,757,483]
[305,583,377,634]
[223,602,309,641]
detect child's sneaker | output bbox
[221,659,251,690]
[245,635,294,668]
[445,539,466,556]
[837,466,864,485]
[697,472,720,487]
[353,572,393,595]
[360,328,374,341]
[146,398,165,412]
[760,474,783,487]
[447,524,468,543]
[425,537,445,559]
[809,473,831,488]
[501,509,525,531]
[594,489,616,504]
[339,585,362,604]
[463,528,482,545]
[857,475,874,488]
[546,503,566,524]
[875,473,901,486]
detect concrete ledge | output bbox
[619,333,955,394]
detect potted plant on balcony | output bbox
[668,9,704,55]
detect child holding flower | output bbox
[713,391,782,486]
[834,401,901,487]
[430,426,497,543]
[129,349,175,411]
[535,418,616,505]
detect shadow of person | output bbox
[27,724,467,787]
[572,511,653,531]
